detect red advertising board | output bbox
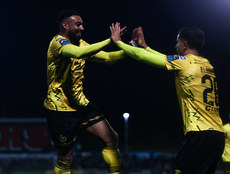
[0,118,52,152]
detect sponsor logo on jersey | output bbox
[180,56,186,60]
[167,55,179,62]
[59,39,71,46]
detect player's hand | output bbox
[136,27,148,49]
[110,22,121,43]
[120,26,127,37]
[129,28,138,46]
[132,28,138,41]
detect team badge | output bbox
[59,134,67,143]
[59,39,71,46]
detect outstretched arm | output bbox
[87,23,127,64]
[88,50,126,64]
[116,41,166,69]
[133,27,165,56]
[110,23,166,69]
[61,39,111,58]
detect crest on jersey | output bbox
[59,39,71,46]
[59,134,67,143]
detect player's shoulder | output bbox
[79,39,89,46]
[224,123,230,129]
[48,35,71,49]
[52,35,71,47]
[166,55,187,62]
[188,54,209,62]
[190,55,213,68]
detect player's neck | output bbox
[183,49,199,56]
[59,32,80,46]
[60,32,69,40]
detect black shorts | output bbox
[45,103,105,149]
[173,130,225,174]
[222,162,230,173]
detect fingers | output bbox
[132,28,138,40]
[132,26,142,40]
[110,24,113,33]
[121,26,127,31]
[110,23,115,32]
[110,22,121,32]
[137,26,144,35]
[110,22,122,43]
[121,26,127,33]
[120,26,127,36]
[115,22,121,32]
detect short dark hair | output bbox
[178,27,205,51]
[56,9,80,26]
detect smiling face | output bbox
[62,15,84,44]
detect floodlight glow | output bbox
[123,113,130,120]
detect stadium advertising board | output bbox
[0,118,52,153]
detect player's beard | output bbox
[176,47,184,56]
[68,29,82,46]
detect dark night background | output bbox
[1,0,230,152]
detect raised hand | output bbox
[129,28,138,46]
[110,22,121,43]
[136,27,148,49]
[120,26,127,37]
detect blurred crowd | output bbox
[0,152,224,174]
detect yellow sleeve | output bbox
[222,123,230,162]
[88,50,126,64]
[49,37,70,57]
[62,39,111,58]
[116,41,166,69]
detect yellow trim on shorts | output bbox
[81,115,103,126]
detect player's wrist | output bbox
[138,41,147,49]
[142,44,148,49]
[129,40,138,47]
[110,36,120,44]
[130,40,148,49]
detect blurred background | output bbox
[1,0,230,173]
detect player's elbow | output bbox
[105,59,118,65]
[102,56,119,65]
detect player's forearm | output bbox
[89,50,126,64]
[116,41,166,69]
[109,50,126,63]
[102,50,126,64]
[62,39,111,58]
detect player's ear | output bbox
[62,22,68,30]
[183,40,189,50]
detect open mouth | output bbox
[76,31,82,37]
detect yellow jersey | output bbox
[43,35,89,111]
[222,123,230,162]
[164,54,223,134]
